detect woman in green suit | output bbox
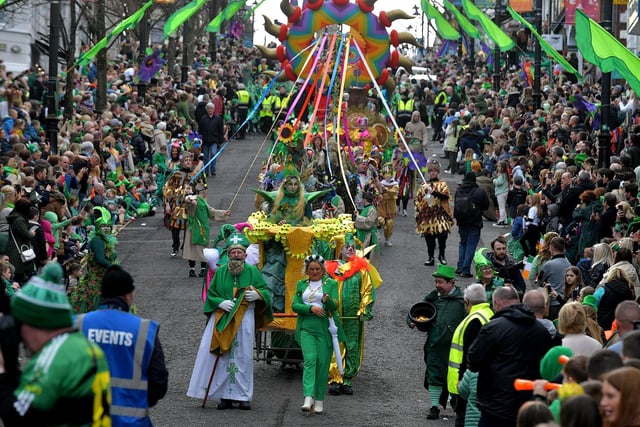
[292,254,345,415]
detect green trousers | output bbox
[299,316,332,400]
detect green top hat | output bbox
[432,264,456,280]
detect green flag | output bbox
[507,6,581,78]
[421,0,460,41]
[243,0,265,19]
[443,0,480,38]
[575,8,640,95]
[0,0,6,7]
[77,0,153,66]
[461,0,514,51]
[163,0,208,39]
[207,1,246,33]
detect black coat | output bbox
[468,304,552,422]
[198,114,224,146]
[598,206,618,241]
[455,181,490,228]
[598,279,635,330]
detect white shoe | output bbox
[444,169,451,174]
[314,400,323,414]
[301,396,314,412]
[402,209,407,217]
[385,241,393,247]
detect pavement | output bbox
[116,131,507,426]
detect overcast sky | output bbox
[252,0,425,46]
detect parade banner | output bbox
[77,0,153,66]
[575,8,640,95]
[461,0,515,51]
[507,6,581,77]
[443,0,481,38]
[422,0,461,40]
[163,0,209,39]
[207,1,246,33]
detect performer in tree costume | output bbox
[378,163,399,247]
[69,207,118,313]
[187,231,273,410]
[415,159,454,266]
[325,233,382,395]
[162,151,207,258]
[251,159,327,312]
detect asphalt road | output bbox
[118,131,504,427]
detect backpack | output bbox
[454,186,478,224]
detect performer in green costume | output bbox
[292,255,345,414]
[325,233,381,395]
[187,231,273,410]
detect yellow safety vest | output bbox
[260,95,280,118]
[236,90,250,106]
[447,302,493,394]
[397,99,415,113]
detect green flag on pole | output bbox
[77,0,153,67]
[507,6,581,78]
[163,0,208,39]
[461,0,514,51]
[207,1,247,33]
[443,0,480,39]
[575,8,640,95]
[421,0,460,41]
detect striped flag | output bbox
[522,256,535,280]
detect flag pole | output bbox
[597,0,613,169]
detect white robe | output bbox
[187,304,256,402]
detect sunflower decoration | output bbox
[278,123,296,146]
[394,128,404,141]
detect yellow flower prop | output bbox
[278,123,295,145]
[245,213,355,260]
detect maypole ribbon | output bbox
[323,33,347,179]
[351,39,427,185]
[189,39,322,184]
[303,32,338,148]
[335,34,358,212]
[264,34,328,171]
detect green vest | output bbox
[447,302,493,394]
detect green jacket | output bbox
[6,331,111,426]
[292,276,346,344]
[415,286,466,388]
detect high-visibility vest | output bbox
[78,310,159,426]
[397,99,415,113]
[447,302,493,394]
[260,95,280,118]
[236,90,250,106]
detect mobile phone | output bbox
[545,284,552,293]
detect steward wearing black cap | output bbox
[76,265,168,426]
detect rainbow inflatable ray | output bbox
[256,0,420,92]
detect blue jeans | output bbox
[202,143,218,174]
[457,225,481,274]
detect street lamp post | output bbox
[598,0,613,169]
[413,5,425,58]
[493,0,502,91]
[46,0,61,154]
[533,0,542,111]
